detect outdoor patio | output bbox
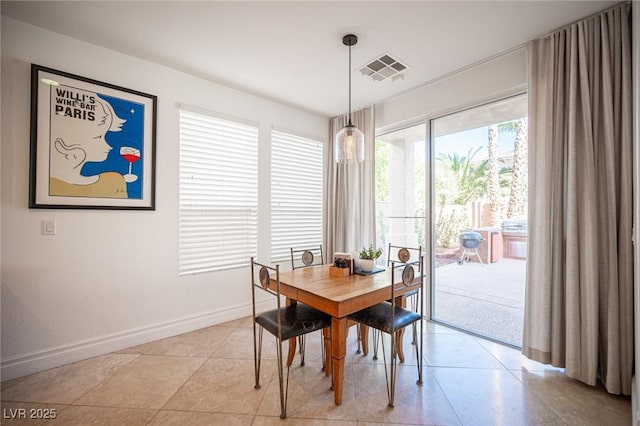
[432,257,526,346]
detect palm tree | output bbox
[487,125,501,226]
[436,147,487,205]
[434,147,487,247]
[506,118,528,218]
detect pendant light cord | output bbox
[347,43,352,126]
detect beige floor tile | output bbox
[424,333,505,369]
[257,361,356,421]
[211,326,278,360]
[218,316,254,328]
[423,320,465,335]
[73,355,205,409]
[163,357,275,414]
[349,328,424,367]
[431,367,566,425]
[0,315,631,425]
[0,402,67,425]
[474,337,565,372]
[253,416,356,425]
[515,370,632,426]
[353,363,460,425]
[0,354,139,404]
[134,326,235,357]
[356,423,417,426]
[45,406,156,425]
[149,410,254,425]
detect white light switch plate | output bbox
[43,220,56,235]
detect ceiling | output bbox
[1,1,618,118]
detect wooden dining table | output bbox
[274,264,410,406]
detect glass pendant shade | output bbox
[334,33,364,164]
[335,122,364,164]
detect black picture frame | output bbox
[29,64,157,210]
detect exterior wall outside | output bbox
[0,17,327,380]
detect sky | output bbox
[434,126,516,160]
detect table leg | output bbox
[360,325,369,355]
[286,299,298,366]
[331,316,347,405]
[395,295,407,363]
[323,327,331,376]
[396,329,405,362]
[286,338,297,366]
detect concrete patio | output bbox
[432,257,526,346]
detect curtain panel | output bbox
[523,3,633,395]
[325,106,376,259]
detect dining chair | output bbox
[347,257,424,407]
[368,244,423,360]
[290,245,324,270]
[290,245,365,363]
[290,245,325,368]
[251,257,332,419]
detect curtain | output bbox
[325,106,376,259]
[523,3,633,395]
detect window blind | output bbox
[179,109,258,275]
[271,129,323,262]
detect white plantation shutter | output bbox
[271,129,323,262]
[179,108,258,275]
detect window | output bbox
[179,108,258,275]
[271,129,323,262]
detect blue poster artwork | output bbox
[81,94,145,199]
[48,85,145,200]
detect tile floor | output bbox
[0,317,631,425]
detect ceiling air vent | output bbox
[358,53,408,82]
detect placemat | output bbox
[354,267,385,276]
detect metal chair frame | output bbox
[370,244,423,358]
[251,257,331,418]
[289,245,328,368]
[290,245,324,270]
[347,257,424,407]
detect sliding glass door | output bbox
[430,94,528,346]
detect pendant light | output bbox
[335,34,364,164]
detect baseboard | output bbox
[1,300,268,381]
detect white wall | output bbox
[375,48,527,131]
[0,17,328,380]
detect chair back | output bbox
[250,257,283,334]
[290,245,324,270]
[389,256,424,311]
[387,244,422,271]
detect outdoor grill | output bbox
[458,231,484,265]
[501,219,527,237]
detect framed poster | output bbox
[29,64,157,209]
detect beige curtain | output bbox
[523,3,633,395]
[325,106,376,258]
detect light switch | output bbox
[43,220,56,235]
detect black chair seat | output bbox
[348,301,420,335]
[256,304,332,341]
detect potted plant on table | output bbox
[359,245,383,272]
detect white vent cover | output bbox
[358,53,408,82]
